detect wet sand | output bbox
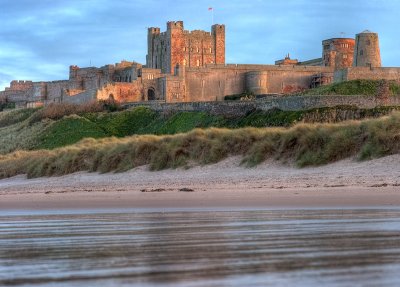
[1,155,400,210]
[2,210,400,286]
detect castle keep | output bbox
[147,21,225,73]
[0,22,397,108]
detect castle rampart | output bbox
[124,94,400,117]
[1,22,399,109]
[335,67,400,82]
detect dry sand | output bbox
[1,155,400,210]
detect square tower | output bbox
[146,21,226,74]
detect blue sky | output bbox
[1,0,399,90]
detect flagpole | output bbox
[209,7,214,25]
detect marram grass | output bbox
[1,112,400,179]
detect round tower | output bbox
[353,30,381,67]
[322,38,355,69]
[245,71,268,95]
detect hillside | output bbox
[1,111,400,179]
[1,102,400,155]
[299,79,400,96]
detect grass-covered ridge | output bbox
[1,112,400,179]
[1,103,400,154]
[299,79,400,96]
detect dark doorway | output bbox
[148,88,156,101]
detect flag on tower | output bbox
[208,7,213,11]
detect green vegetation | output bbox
[1,103,400,154]
[0,108,38,128]
[37,115,108,150]
[0,102,16,112]
[1,112,400,179]
[299,79,400,96]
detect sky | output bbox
[1,0,399,90]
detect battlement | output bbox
[148,27,160,34]
[322,38,355,45]
[5,80,34,92]
[115,60,134,69]
[184,30,211,36]
[167,21,184,30]
[212,24,225,32]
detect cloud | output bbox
[0,0,399,90]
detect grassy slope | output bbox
[1,112,400,179]
[299,79,400,96]
[1,105,400,153]
[37,115,108,150]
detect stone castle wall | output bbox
[335,67,400,82]
[1,21,398,110]
[96,82,143,102]
[184,64,334,102]
[63,89,97,105]
[5,80,33,92]
[125,94,400,117]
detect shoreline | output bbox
[1,155,400,211]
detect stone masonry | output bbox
[147,21,225,74]
[0,22,398,108]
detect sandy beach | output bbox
[1,155,400,210]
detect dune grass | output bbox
[2,104,400,155]
[1,112,400,179]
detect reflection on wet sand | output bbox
[1,209,400,286]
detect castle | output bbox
[1,22,399,108]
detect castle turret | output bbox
[322,38,355,69]
[212,24,225,65]
[146,27,161,69]
[353,30,381,67]
[166,21,185,74]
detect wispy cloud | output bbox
[0,0,399,90]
